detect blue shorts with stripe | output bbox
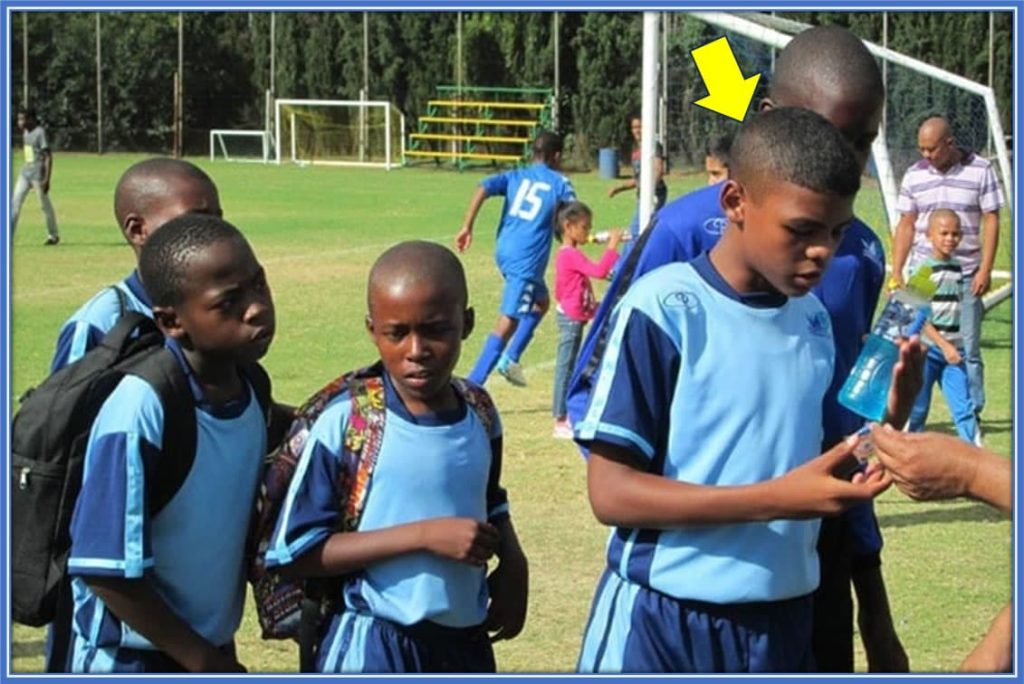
[578,568,814,673]
[316,611,495,673]
[499,276,548,318]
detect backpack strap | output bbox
[453,377,500,437]
[128,348,198,516]
[110,284,129,318]
[337,368,387,531]
[240,361,272,427]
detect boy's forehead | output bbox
[369,276,464,313]
[183,237,257,286]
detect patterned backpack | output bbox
[249,362,497,671]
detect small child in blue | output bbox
[456,131,576,388]
[67,215,276,672]
[51,158,222,372]
[265,241,529,673]
[575,109,921,673]
[909,209,980,443]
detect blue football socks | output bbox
[503,310,543,364]
[468,333,506,385]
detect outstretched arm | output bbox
[869,425,1010,514]
[456,186,488,252]
[960,603,1012,672]
[587,437,891,529]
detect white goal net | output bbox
[209,129,270,163]
[274,99,405,169]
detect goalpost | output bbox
[273,98,405,169]
[650,11,1013,309]
[209,129,271,163]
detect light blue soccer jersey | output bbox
[51,270,154,373]
[576,253,835,603]
[482,162,576,281]
[66,340,266,672]
[267,373,507,630]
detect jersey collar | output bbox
[691,252,788,309]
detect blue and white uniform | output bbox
[66,338,266,673]
[575,254,835,672]
[51,271,153,373]
[266,373,508,673]
[481,163,575,316]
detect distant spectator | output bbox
[11,109,59,245]
[891,115,1004,433]
[704,134,733,185]
[608,114,668,240]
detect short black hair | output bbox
[368,240,469,312]
[17,109,35,120]
[554,200,593,242]
[114,157,218,226]
[532,131,563,161]
[704,134,734,167]
[770,25,883,107]
[730,107,860,198]
[139,214,246,307]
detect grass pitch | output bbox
[9,153,1013,672]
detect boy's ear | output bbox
[462,307,475,340]
[365,314,374,336]
[720,180,746,227]
[122,214,146,251]
[757,96,775,113]
[152,305,185,342]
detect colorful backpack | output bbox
[249,362,497,671]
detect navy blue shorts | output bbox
[578,568,815,673]
[317,611,495,673]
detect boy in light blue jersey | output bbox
[50,158,222,372]
[67,215,276,672]
[569,25,909,673]
[575,108,922,673]
[456,131,576,387]
[266,241,528,673]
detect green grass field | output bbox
[9,153,1013,673]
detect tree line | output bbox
[10,11,1013,167]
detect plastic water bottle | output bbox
[838,266,936,421]
[588,230,632,244]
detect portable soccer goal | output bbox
[274,98,405,169]
[209,129,271,163]
[657,11,1013,308]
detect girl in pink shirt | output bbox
[552,201,622,438]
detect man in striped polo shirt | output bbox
[891,115,1004,430]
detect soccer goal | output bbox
[659,11,1013,307]
[274,99,405,169]
[209,129,271,163]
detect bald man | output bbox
[566,24,909,673]
[892,116,1004,434]
[49,158,222,372]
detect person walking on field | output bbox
[11,109,60,245]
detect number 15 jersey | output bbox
[482,162,576,281]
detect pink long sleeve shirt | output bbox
[554,245,620,322]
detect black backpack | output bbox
[11,311,271,662]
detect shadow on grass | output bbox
[877,502,1005,529]
[980,338,1012,350]
[11,639,45,659]
[928,419,1012,436]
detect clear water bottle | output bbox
[838,266,936,421]
[588,230,632,244]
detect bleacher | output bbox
[404,85,553,169]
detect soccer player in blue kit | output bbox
[568,25,912,673]
[456,131,576,387]
[575,107,921,674]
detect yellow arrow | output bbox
[691,36,761,122]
